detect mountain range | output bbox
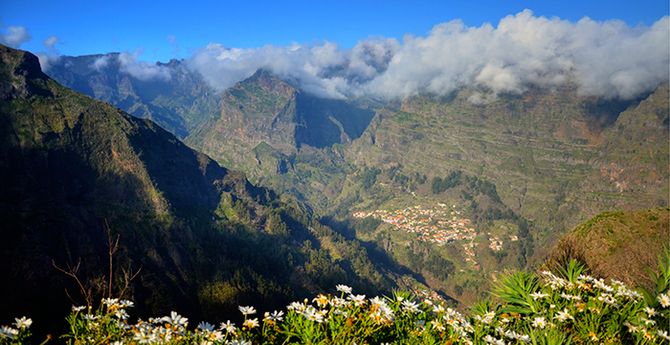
[44,50,670,304]
[2,45,668,334]
[0,45,399,334]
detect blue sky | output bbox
[1,0,668,62]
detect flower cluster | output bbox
[0,317,32,344]
[2,260,669,344]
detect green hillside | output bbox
[0,45,396,336]
[549,208,670,291]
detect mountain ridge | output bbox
[44,53,220,138]
[0,45,398,335]
[39,52,670,310]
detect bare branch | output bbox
[52,258,92,307]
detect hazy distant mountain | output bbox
[0,45,396,334]
[45,53,220,138]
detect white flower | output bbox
[336,284,353,294]
[161,311,188,328]
[219,320,236,334]
[83,313,97,321]
[644,307,657,317]
[530,292,549,300]
[483,334,505,345]
[432,304,445,313]
[559,293,581,301]
[13,317,32,329]
[554,309,573,322]
[227,340,252,345]
[369,297,394,324]
[541,271,567,289]
[119,300,134,308]
[592,278,614,293]
[475,311,495,324]
[348,294,367,306]
[430,319,445,331]
[287,301,304,311]
[242,318,259,329]
[238,306,256,315]
[642,318,656,326]
[504,329,531,342]
[531,316,546,329]
[102,298,119,307]
[206,330,224,342]
[401,300,420,314]
[0,326,19,339]
[113,309,129,320]
[301,306,325,323]
[72,306,86,312]
[658,330,670,341]
[597,293,619,307]
[658,292,670,308]
[133,329,158,344]
[265,310,284,322]
[330,297,348,308]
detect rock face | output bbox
[186,69,375,175]
[0,45,394,335]
[191,70,300,157]
[45,54,220,138]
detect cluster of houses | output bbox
[487,235,504,252]
[352,204,481,268]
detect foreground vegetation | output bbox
[2,257,669,345]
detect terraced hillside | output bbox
[346,85,669,236]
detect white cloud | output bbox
[37,53,60,71]
[37,35,60,71]
[117,51,171,81]
[91,55,112,71]
[365,11,669,100]
[187,42,355,98]
[0,26,31,48]
[43,36,58,48]
[187,11,669,101]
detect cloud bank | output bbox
[0,26,31,48]
[117,52,171,81]
[188,10,669,101]
[86,52,172,81]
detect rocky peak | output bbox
[237,68,297,100]
[0,44,50,99]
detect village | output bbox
[353,203,497,269]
